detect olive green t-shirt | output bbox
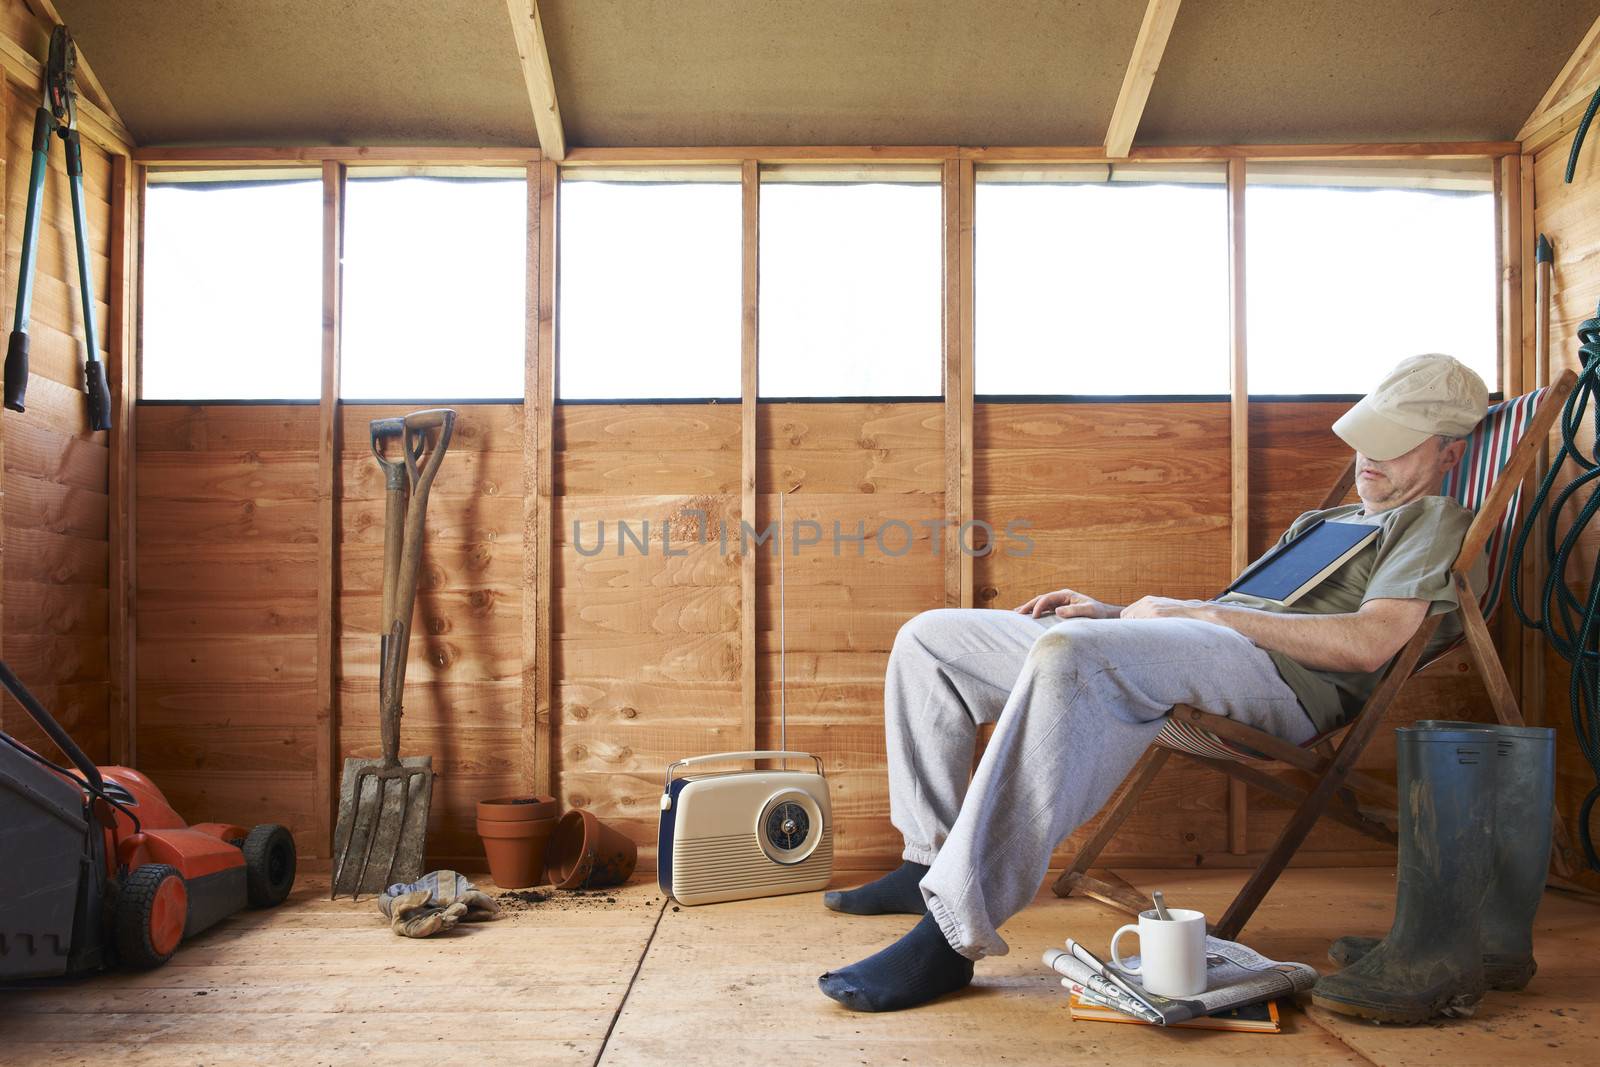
[1218,495,1484,734]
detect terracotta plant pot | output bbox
[476,794,559,822]
[545,809,638,890]
[477,816,556,889]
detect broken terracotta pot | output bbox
[545,808,638,890]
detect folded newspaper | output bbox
[1042,935,1319,1026]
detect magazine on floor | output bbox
[1065,991,1282,1033]
[1042,935,1320,1026]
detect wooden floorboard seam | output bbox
[594,897,669,1067]
[1301,1001,1383,1065]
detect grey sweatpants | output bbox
[887,609,1316,959]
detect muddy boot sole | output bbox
[1312,984,1482,1025]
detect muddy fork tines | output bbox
[380,773,416,890]
[332,766,379,899]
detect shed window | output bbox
[1245,161,1497,395]
[974,163,1230,397]
[558,170,742,400]
[142,174,323,400]
[759,167,942,398]
[340,173,526,400]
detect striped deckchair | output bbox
[1054,371,1580,940]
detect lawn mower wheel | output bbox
[242,823,296,907]
[115,864,187,969]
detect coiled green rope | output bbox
[1509,93,1600,870]
[1508,326,1600,870]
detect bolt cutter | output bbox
[5,25,111,431]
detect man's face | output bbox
[1355,436,1466,513]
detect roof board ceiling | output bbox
[47,0,1600,149]
[51,0,538,145]
[537,0,1146,146]
[1140,0,1600,145]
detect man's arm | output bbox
[1122,596,1428,673]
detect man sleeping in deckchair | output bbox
[817,353,1488,1012]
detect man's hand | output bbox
[1014,587,1122,620]
[1120,596,1210,622]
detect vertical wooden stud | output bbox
[526,159,557,795]
[314,160,345,857]
[1499,155,1525,397]
[941,158,959,598]
[1519,153,1547,728]
[521,160,541,792]
[1525,155,1544,392]
[1518,155,1536,393]
[943,159,974,607]
[1494,155,1526,708]
[108,152,138,766]
[740,160,759,751]
[1493,160,1508,394]
[1227,157,1250,855]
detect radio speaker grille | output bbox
[674,829,834,896]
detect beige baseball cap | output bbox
[1333,354,1488,461]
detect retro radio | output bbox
[657,750,833,906]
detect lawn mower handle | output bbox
[0,659,104,792]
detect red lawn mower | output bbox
[0,661,296,979]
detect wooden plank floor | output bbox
[0,873,665,1065]
[2,867,1597,1065]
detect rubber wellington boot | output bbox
[1312,723,1498,1024]
[1328,720,1555,992]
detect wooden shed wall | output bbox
[135,407,321,838]
[134,405,526,862]
[133,394,1496,871]
[556,403,744,858]
[0,0,126,764]
[1533,104,1600,893]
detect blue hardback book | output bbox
[1221,519,1380,605]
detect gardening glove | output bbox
[379,888,467,938]
[398,870,492,921]
[421,869,500,922]
[377,870,500,938]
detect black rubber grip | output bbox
[4,330,29,412]
[85,359,111,432]
[29,107,50,152]
[1537,233,1554,264]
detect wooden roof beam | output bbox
[1518,11,1600,153]
[1522,11,1600,133]
[505,0,566,161]
[1104,0,1182,159]
[0,37,131,151]
[22,0,129,132]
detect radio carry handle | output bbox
[664,750,825,792]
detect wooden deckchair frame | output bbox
[1054,369,1581,939]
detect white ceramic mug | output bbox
[1109,907,1207,997]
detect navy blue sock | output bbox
[817,913,975,1012]
[822,860,929,915]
